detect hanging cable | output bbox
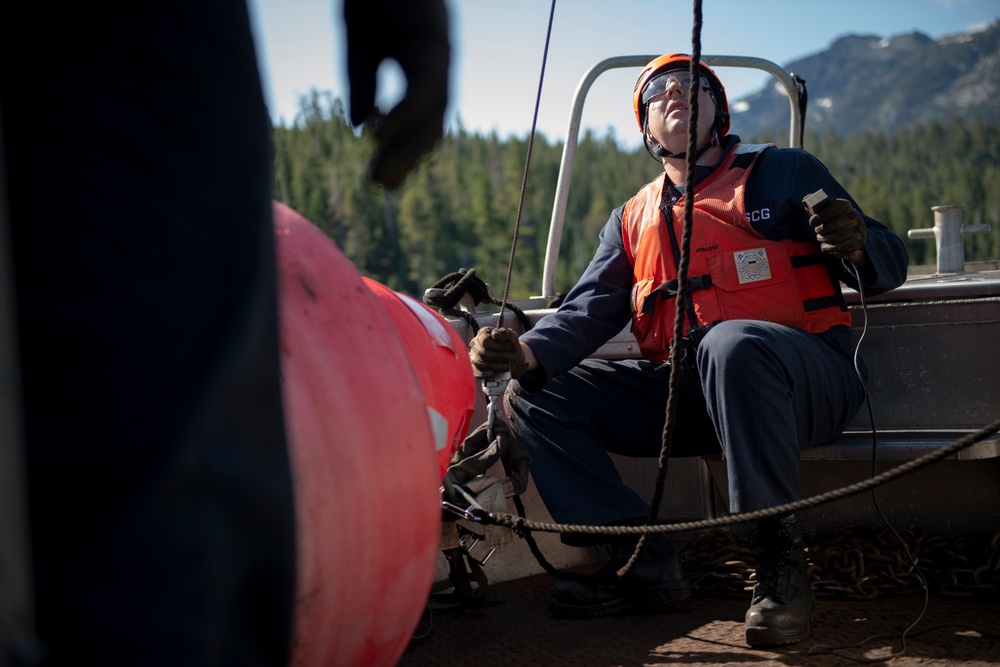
[806,259,931,663]
[481,0,581,584]
[496,0,557,330]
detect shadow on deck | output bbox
[400,573,1000,667]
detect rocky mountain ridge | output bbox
[731,19,1000,139]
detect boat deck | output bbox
[399,572,999,667]
[409,261,1000,666]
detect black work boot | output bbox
[745,515,815,647]
[548,534,690,618]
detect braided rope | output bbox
[618,0,705,578]
[479,418,1000,538]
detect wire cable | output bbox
[496,0,557,330]
[808,259,930,663]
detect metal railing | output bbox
[540,55,804,298]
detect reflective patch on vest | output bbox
[734,248,772,284]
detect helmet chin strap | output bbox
[646,138,711,161]
[643,116,718,162]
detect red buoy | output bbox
[273,201,440,667]
[361,277,475,480]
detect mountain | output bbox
[730,19,1000,140]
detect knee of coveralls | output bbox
[695,320,865,514]
[503,370,652,545]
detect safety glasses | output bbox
[641,71,711,105]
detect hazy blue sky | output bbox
[248,0,999,147]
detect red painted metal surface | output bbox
[362,277,475,480]
[274,201,441,667]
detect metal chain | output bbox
[679,525,1000,600]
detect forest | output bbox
[272,91,1000,300]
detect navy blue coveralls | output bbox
[2,2,296,664]
[507,137,908,542]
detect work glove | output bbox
[806,197,867,258]
[469,326,528,380]
[344,0,450,189]
[444,420,531,496]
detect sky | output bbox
[247,0,999,149]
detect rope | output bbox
[426,268,493,307]
[423,268,532,333]
[617,0,705,579]
[506,493,593,583]
[473,417,1000,538]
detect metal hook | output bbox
[482,371,511,441]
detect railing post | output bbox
[907,205,991,273]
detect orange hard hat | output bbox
[632,53,730,136]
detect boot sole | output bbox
[548,581,691,619]
[744,598,816,647]
[745,624,810,647]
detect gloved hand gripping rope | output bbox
[441,336,531,517]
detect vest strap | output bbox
[790,253,829,268]
[792,253,848,312]
[803,294,848,312]
[642,275,714,315]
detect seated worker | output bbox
[468,53,908,647]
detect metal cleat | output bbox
[908,205,991,274]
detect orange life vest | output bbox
[622,143,851,361]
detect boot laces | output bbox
[751,522,794,604]
[752,547,791,604]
